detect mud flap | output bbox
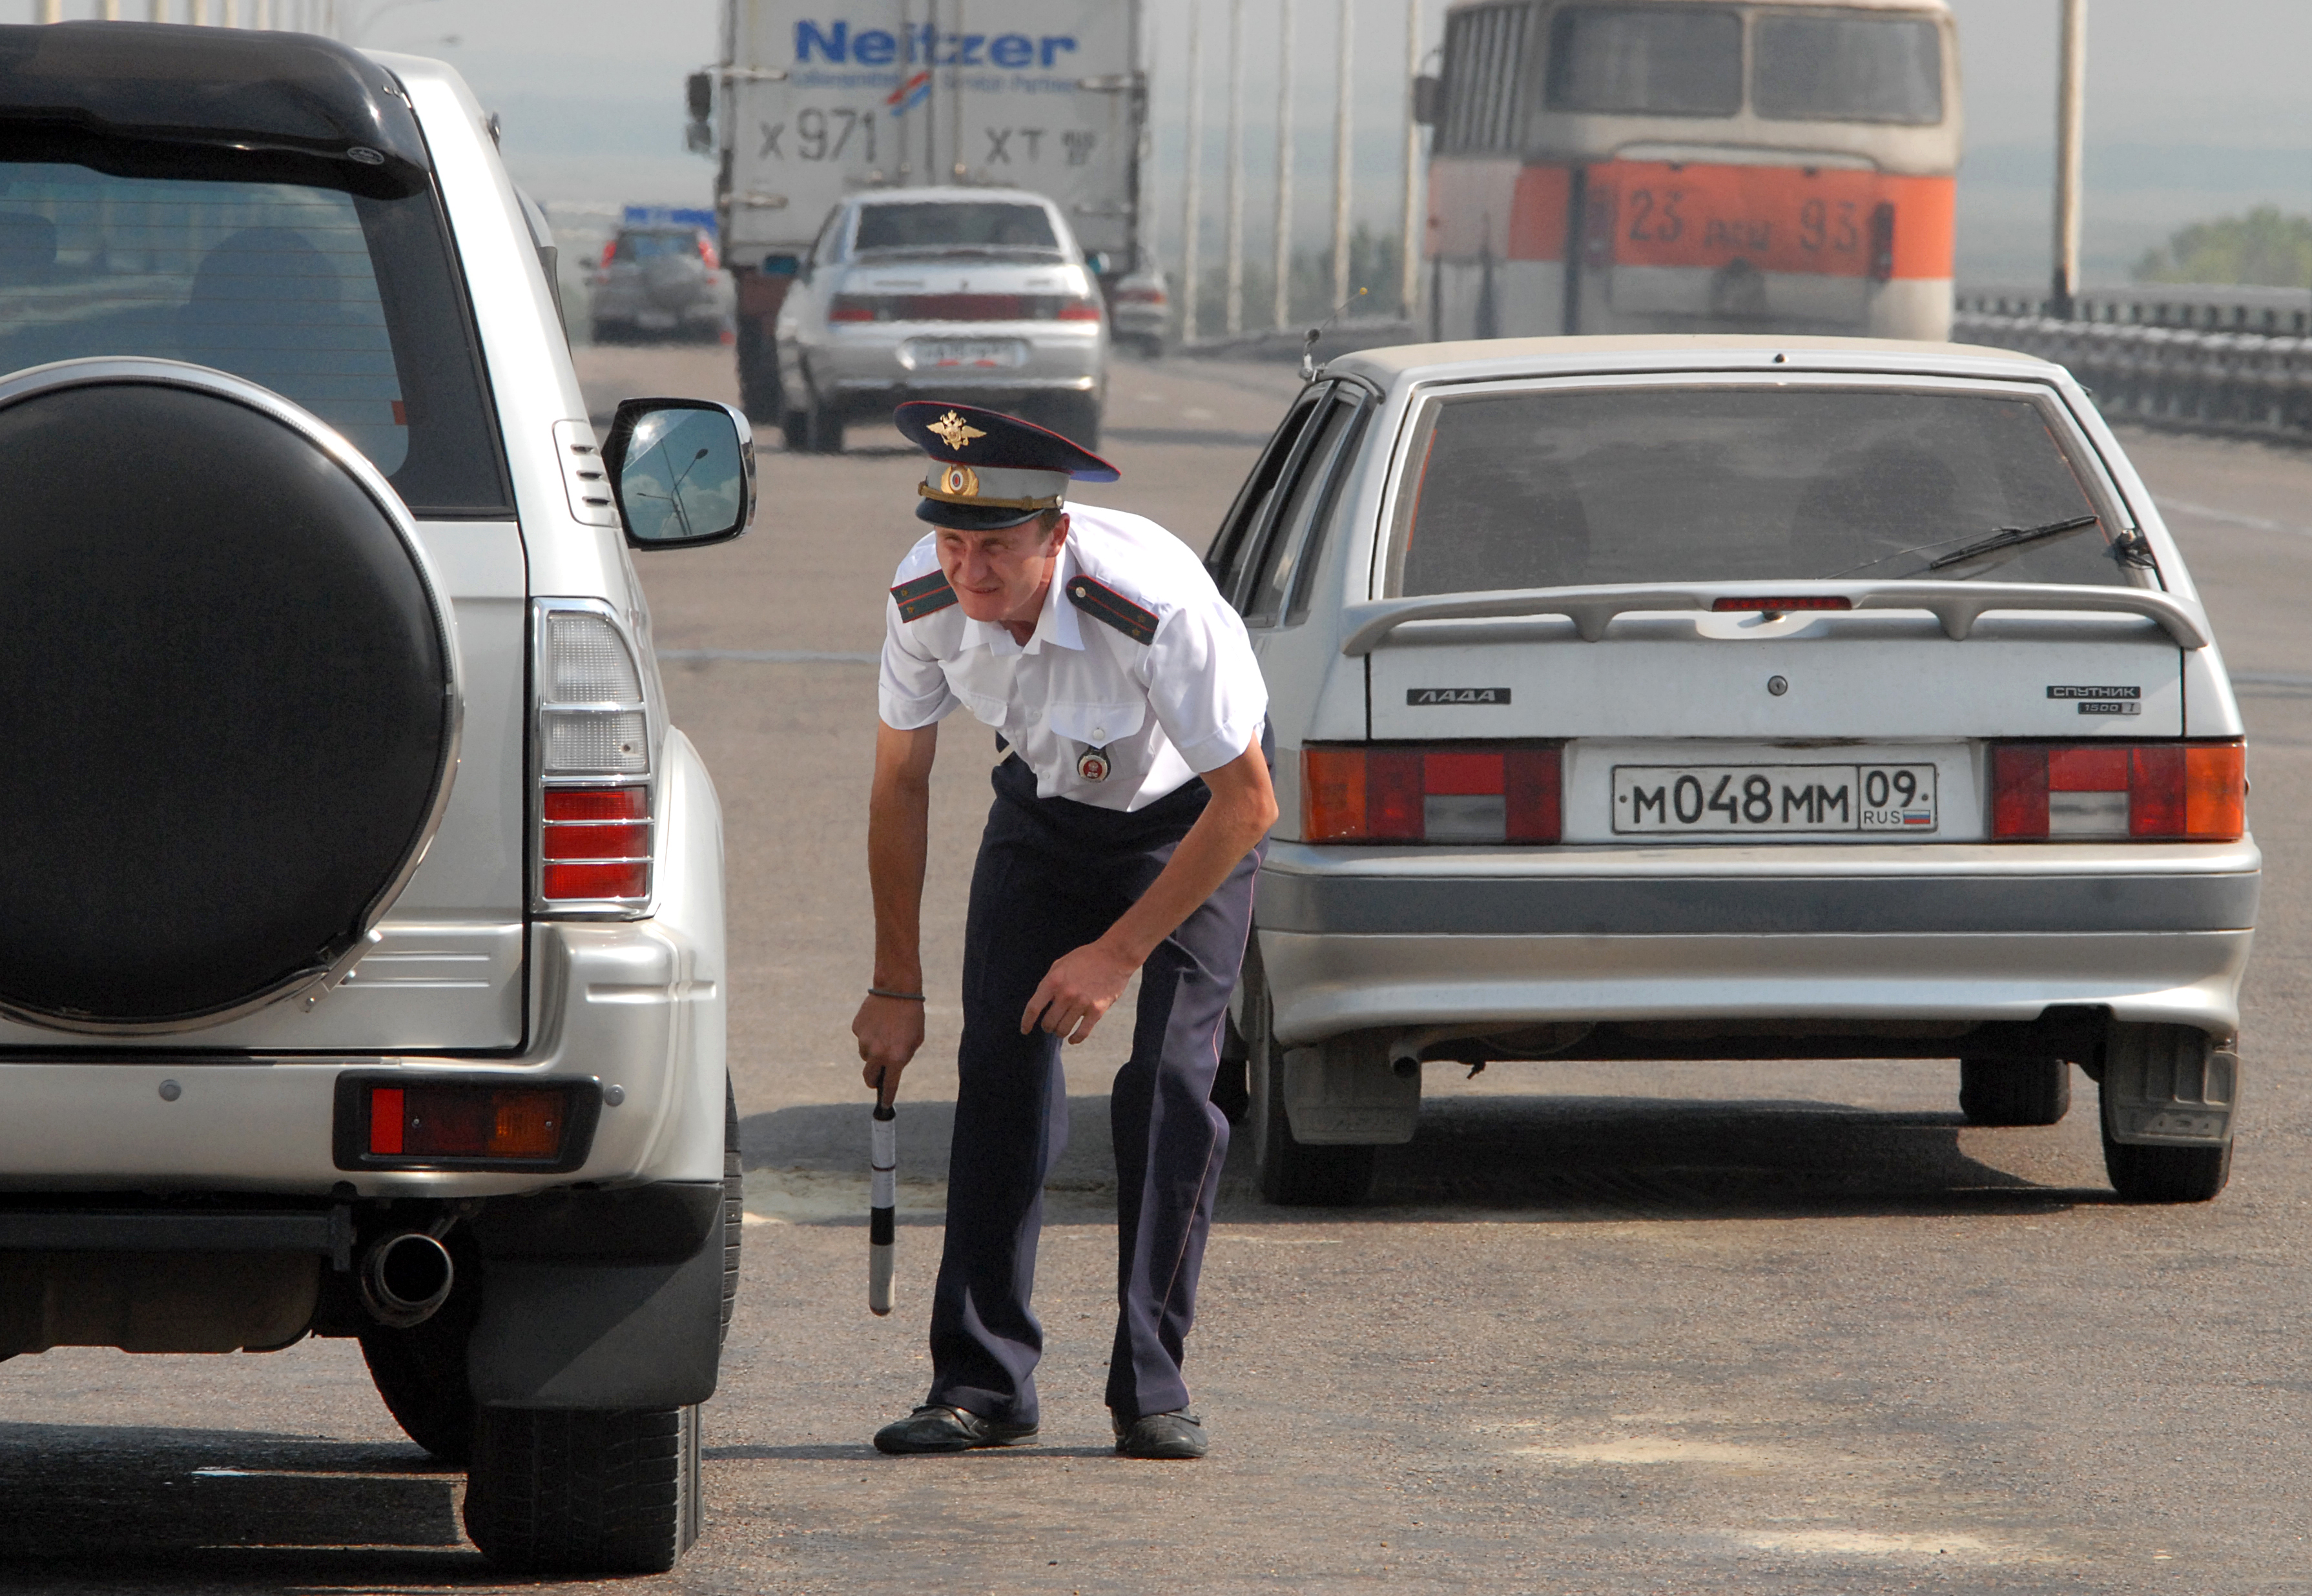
[1282,1034,1421,1146]
[2101,1024,2240,1147]
[467,1182,723,1409]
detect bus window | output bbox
[1753,14,1945,125]
[1543,6,1742,118]
[1440,3,1537,154]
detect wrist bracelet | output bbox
[868,987,926,1002]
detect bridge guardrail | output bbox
[1956,286,2312,443]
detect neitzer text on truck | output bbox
[691,1,1149,423]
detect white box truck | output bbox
[692,1,1147,421]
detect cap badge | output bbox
[939,464,980,498]
[928,410,986,452]
[1077,747,1111,783]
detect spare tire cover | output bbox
[0,376,454,1028]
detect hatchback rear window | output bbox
[1390,387,2125,596]
[0,156,508,517]
[1753,14,1944,125]
[853,202,1059,252]
[1545,6,1743,117]
[615,229,705,261]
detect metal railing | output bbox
[1955,285,2312,443]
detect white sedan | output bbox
[1211,336,2255,1207]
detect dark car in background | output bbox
[591,223,733,345]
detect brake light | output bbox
[367,1083,570,1161]
[699,236,719,270]
[1116,286,1167,305]
[829,294,878,322]
[1711,596,1853,613]
[599,240,616,269]
[537,604,654,909]
[1056,296,1104,322]
[1304,745,1562,843]
[1990,741,2245,841]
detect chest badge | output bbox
[1077,747,1111,783]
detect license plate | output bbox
[1612,764,1939,835]
[909,338,1025,369]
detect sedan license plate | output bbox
[1613,764,1938,835]
[909,338,1026,369]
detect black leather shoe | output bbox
[1113,1408,1208,1460]
[873,1404,1038,1455]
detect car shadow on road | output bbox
[1366,1092,2107,1220]
[743,1090,2107,1227]
[0,1422,490,1589]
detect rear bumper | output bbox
[798,322,1104,404]
[1255,839,2260,1045]
[0,921,721,1196]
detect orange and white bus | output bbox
[1424,0,1959,341]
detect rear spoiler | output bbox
[1339,580,2210,655]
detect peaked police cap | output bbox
[894,400,1120,531]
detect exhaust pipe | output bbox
[358,1231,455,1329]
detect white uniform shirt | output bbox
[878,504,1268,812]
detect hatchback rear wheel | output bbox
[1957,1058,2070,1127]
[1241,943,1372,1206]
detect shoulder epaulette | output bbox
[891,569,957,622]
[1066,575,1157,645]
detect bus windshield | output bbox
[1545,6,1742,117]
[1754,14,1944,123]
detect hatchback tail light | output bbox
[1990,741,2245,841]
[1304,744,1562,844]
[535,602,654,911]
[1056,295,1104,322]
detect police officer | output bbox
[852,401,1275,1461]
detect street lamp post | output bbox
[2051,0,2087,317]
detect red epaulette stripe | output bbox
[891,569,957,622]
[1066,575,1157,645]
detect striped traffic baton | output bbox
[869,1071,896,1316]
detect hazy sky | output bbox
[54,0,2309,282]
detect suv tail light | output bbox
[535,602,654,912]
[1991,741,2245,841]
[335,1075,601,1172]
[1304,745,1562,844]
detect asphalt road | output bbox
[6,351,2312,1594]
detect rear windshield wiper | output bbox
[1924,513,2103,573]
[1824,513,2116,581]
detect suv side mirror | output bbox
[602,398,756,550]
[760,252,802,278]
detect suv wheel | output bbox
[463,1403,703,1575]
[1241,942,1372,1207]
[1957,1058,2070,1127]
[358,1230,480,1464]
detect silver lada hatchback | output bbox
[770,185,1109,453]
[1212,336,2256,1209]
[0,24,750,1576]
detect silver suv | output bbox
[0,24,750,1575]
[770,186,1109,453]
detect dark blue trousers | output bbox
[926,752,1262,1426]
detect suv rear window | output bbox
[1545,6,1742,117]
[0,156,509,517]
[1753,14,1944,124]
[854,202,1059,253]
[1390,387,2125,596]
